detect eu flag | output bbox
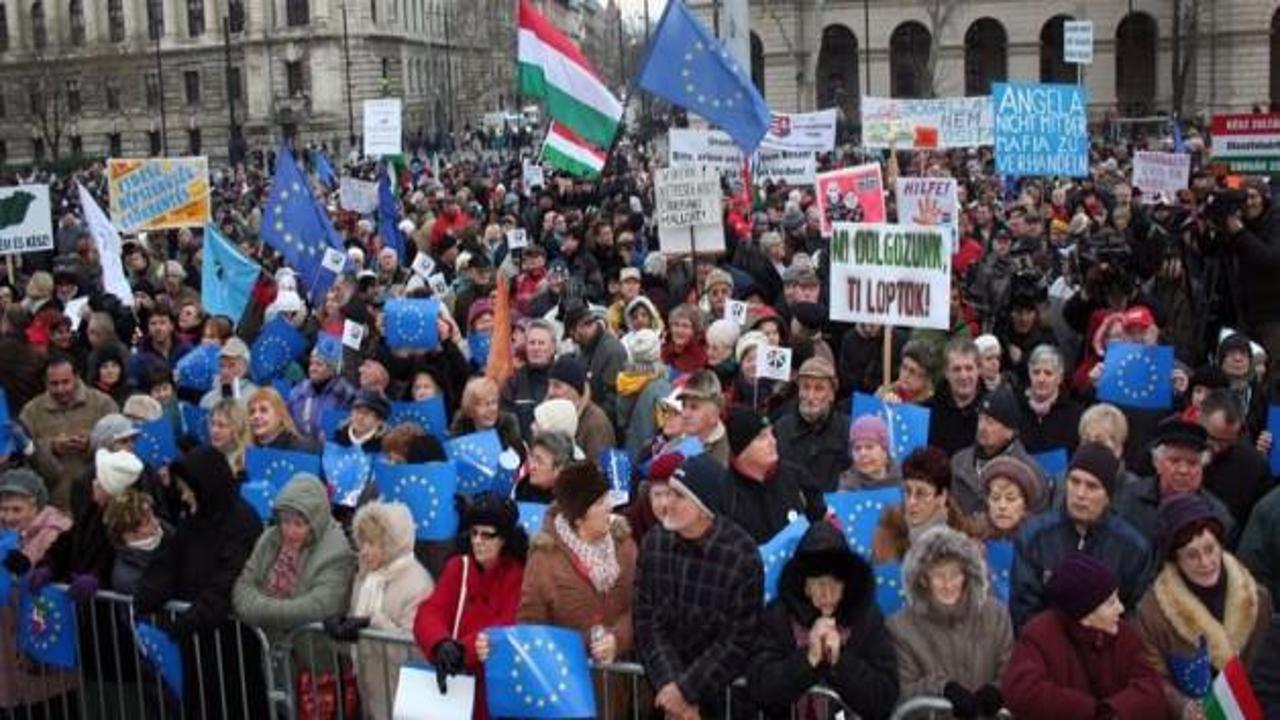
[518,502,549,537]
[597,448,632,506]
[323,442,373,507]
[446,429,505,496]
[250,316,309,383]
[18,585,77,669]
[386,298,441,351]
[377,163,407,262]
[485,625,596,719]
[0,388,11,456]
[1097,342,1174,410]
[178,402,211,446]
[825,487,903,557]
[373,461,460,541]
[134,417,179,468]
[174,343,220,392]
[309,148,337,188]
[760,517,809,605]
[1030,448,1069,484]
[389,397,449,440]
[0,530,18,601]
[201,223,261,325]
[468,330,493,372]
[637,0,771,153]
[850,393,931,462]
[1269,406,1280,476]
[261,145,347,305]
[313,333,344,370]
[134,620,184,700]
[321,407,348,440]
[874,563,906,616]
[1167,636,1212,698]
[240,481,277,522]
[246,447,323,491]
[986,539,1014,605]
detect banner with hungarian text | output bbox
[108,157,211,232]
[828,223,952,330]
[861,96,994,149]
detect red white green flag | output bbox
[1203,657,1263,720]
[542,123,607,179]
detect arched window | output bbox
[1116,13,1156,116]
[286,0,308,26]
[890,21,932,98]
[964,18,1007,95]
[750,31,765,98]
[815,24,858,119]
[1040,15,1075,83]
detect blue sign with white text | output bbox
[993,82,1088,178]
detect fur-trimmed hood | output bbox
[902,525,989,609]
[778,520,874,627]
[1151,554,1261,669]
[624,295,665,333]
[352,500,418,560]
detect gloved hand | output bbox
[322,616,370,642]
[432,639,466,693]
[2,549,31,576]
[943,681,978,720]
[974,684,1003,717]
[26,566,52,593]
[67,573,99,602]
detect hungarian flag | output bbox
[1203,657,1263,720]
[542,123,607,179]
[517,0,621,149]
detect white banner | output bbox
[668,128,742,171]
[752,149,817,186]
[76,183,133,307]
[861,96,994,149]
[828,223,952,330]
[363,98,403,157]
[1064,20,1094,65]
[895,177,959,251]
[1132,151,1191,202]
[0,184,53,255]
[339,177,378,213]
[655,165,724,255]
[760,110,838,152]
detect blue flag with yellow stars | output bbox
[986,539,1014,605]
[261,145,347,305]
[446,429,505,496]
[134,620,184,700]
[174,343,220,392]
[250,316,309,383]
[825,487,903,558]
[597,448,632,505]
[239,481,277,522]
[18,585,77,669]
[1166,636,1213,698]
[377,163,407,262]
[134,417,179,468]
[322,442,373,507]
[1030,448,1069,488]
[637,0,771,154]
[178,402,211,446]
[850,393,930,462]
[385,298,441,351]
[518,502,549,537]
[874,563,906,616]
[485,625,597,718]
[246,447,323,492]
[0,530,18,601]
[1268,406,1280,476]
[759,517,809,605]
[0,388,12,456]
[389,397,449,440]
[373,461,460,541]
[1097,342,1174,410]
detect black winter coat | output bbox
[1229,202,1280,331]
[927,383,986,457]
[1018,394,1083,455]
[772,409,850,492]
[1203,442,1273,529]
[724,460,826,544]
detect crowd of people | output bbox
[0,122,1278,720]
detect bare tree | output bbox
[27,53,69,162]
[920,0,960,97]
[1171,0,1203,117]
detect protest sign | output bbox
[725,299,749,326]
[522,161,546,190]
[814,164,887,237]
[861,96,994,149]
[668,128,743,171]
[760,110,837,152]
[757,346,793,381]
[1063,20,1094,64]
[0,184,53,255]
[1210,114,1280,174]
[505,228,529,250]
[339,176,378,213]
[107,157,211,231]
[654,165,724,255]
[363,98,402,156]
[752,149,817,186]
[828,223,952,330]
[895,177,959,251]
[993,82,1088,178]
[1132,152,1191,202]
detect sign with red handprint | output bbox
[895,177,959,252]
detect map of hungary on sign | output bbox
[107,157,211,231]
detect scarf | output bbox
[553,513,620,594]
[1027,389,1057,418]
[265,544,303,599]
[348,424,379,448]
[352,553,418,619]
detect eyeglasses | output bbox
[469,528,499,541]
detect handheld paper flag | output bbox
[873,563,906,616]
[851,394,930,462]
[518,502,549,537]
[389,397,449,440]
[178,402,211,446]
[250,316,309,383]
[760,517,809,605]
[446,429,505,496]
[134,621,184,700]
[825,487,903,558]
[201,223,260,324]
[323,442,373,507]
[485,625,596,718]
[385,298,442,351]
[174,344,220,392]
[1097,342,1174,410]
[246,447,323,491]
[17,585,77,669]
[986,539,1014,605]
[373,461,460,541]
[134,417,179,468]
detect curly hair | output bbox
[901,446,952,494]
[103,490,155,546]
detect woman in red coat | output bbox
[413,492,528,720]
[1002,552,1165,720]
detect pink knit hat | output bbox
[850,414,890,452]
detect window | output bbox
[370,0,376,24]
[0,91,5,118]
[27,84,41,115]
[32,138,44,164]
[108,0,124,41]
[69,135,82,157]
[0,3,8,51]
[187,128,201,154]
[147,0,163,40]
[69,0,84,45]
[105,81,120,111]
[228,0,243,32]
[286,61,304,97]
[227,66,242,103]
[381,57,390,80]
[286,0,308,27]
[147,131,161,155]
[145,72,160,108]
[31,1,46,50]
[184,70,200,105]
[187,0,203,36]
[66,79,80,114]
[107,132,121,157]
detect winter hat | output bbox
[352,500,417,557]
[623,329,662,366]
[351,389,391,420]
[1153,418,1209,452]
[705,319,740,349]
[849,415,890,453]
[981,456,1047,512]
[467,299,494,330]
[735,330,767,364]
[619,267,641,283]
[1047,553,1118,620]
[90,413,141,452]
[796,356,836,384]
[647,451,684,483]
[726,407,769,457]
[553,461,609,524]
[1188,365,1229,391]
[978,386,1021,430]
[1068,442,1121,496]
[1158,492,1225,560]
[549,355,588,396]
[220,337,251,362]
[703,268,734,294]
[462,491,528,560]
[122,394,164,422]
[974,334,1001,356]
[95,448,144,498]
[534,398,579,438]
[0,467,48,507]
[669,453,727,517]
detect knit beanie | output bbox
[553,461,609,524]
[978,386,1022,430]
[1047,553,1118,620]
[849,415,890,453]
[549,355,588,396]
[1158,492,1225,561]
[706,319,740,350]
[623,329,662,366]
[1068,442,1120,496]
[95,448,144,498]
[726,407,769,457]
[735,331,767,364]
[534,398,579,438]
[669,453,727,517]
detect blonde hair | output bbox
[459,376,499,422]
[210,399,252,474]
[246,387,303,443]
[1079,403,1129,450]
[103,490,154,546]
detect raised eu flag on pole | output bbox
[760,517,809,605]
[389,397,449,440]
[825,487,903,558]
[1097,342,1174,410]
[323,442,373,507]
[385,298,441,351]
[250,316,309,383]
[261,145,347,304]
[874,563,906,616]
[485,625,596,719]
[373,461,460,541]
[18,585,77,669]
[246,447,323,491]
[851,393,930,462]
[310,148,337,188]
[201,223,261,325]
[134,417,179,468]
[637,0,771,154]
[174,343,220,392]
[134,620,184,700]
[446,429,504,496]
[378,163,406,262]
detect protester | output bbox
[1197,388,1271,528]
[199,338,258,409]
[456,375,524,455]
[288,345,358,443]
[950,386,1045,515]
[973,455,1047,540]
[1018,345,1083,454]
[247,386,320,453]
[209,399,252,477]
[546,354,616,461]
[836,415,901,491]
[723,407,824,543]
[773,357,849,490]
[1113,419,1235,541]
[873,446,973,563]
[927,339,984,455]
[676,370,730,465]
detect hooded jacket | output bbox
[747,521,899,720]
[887,526,1013,701]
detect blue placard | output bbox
[850,393,930,463]
[874,563,906,616]
[245,447,323,491]
[322,442,373,507]
[389,397,449,440]
[1270,406,1280,477]
[385,298,441,351]
[993,82,1088,178]
[825,487,903,558]
[446,429,506,496]
[1097,342,1174,410]
[986,539,1014,605]
[134,417,179,468]
[373,461,460,541]
[485,625,597,718]
[17,585,78,669]
[517,502,549,537]
[760,517,809,605]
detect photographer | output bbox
[1224,180,1280,380]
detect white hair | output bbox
[1151,443,1211,468]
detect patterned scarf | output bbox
[553,513,620,594]
[265,544,303,599]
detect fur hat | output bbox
[902,525,989,608]
[553,461,609,524]
[352,500,418,558]
[461,491,528,561]
[95,448,144,498]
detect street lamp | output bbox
[343,4,356,148]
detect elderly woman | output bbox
[877,340,935,404]
[705,318,740,383]
[247,387,320,453]
[517,431,576,504]
[889,526,1013,717]
[1136,494,1273,718]
[662,303,708,375]
[1019,345,1084,455]
[1003,553,1165,720]
[748,520,899,720]
[873,447,974,563]
[414,493,527,720]
[974,334,1006,392]
[451,376,524,457]
[332,389,391,453]
[838,415,901,491]
[519,462,637,717]
[974,456,1048,540]
[209,399,252,479]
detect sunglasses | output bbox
[469,528,500,541]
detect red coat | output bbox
[413,553,524,720]
[1001,609,1165,720]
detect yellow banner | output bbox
[107,157,211,231]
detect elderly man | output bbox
[1114,419,1236,541]
[927,338,986,455]
[772,357,849,490]
[1197,388,1272,528]
[677,371,730,466]
[19,354,118,509]
[723,407,825,544]
[634,452,763,719]
[950,385,1045,515]
[199,338,258,410]
[1010,442,1152,630]
[501,318,556,439]
[546,354,616,463]
[1017,344,1083,454]
[288,345,358,443]
[563,301,627,426]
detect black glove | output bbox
[943,681,978,720]
[432,638,466,694]
[2,549,31,576]
[974,684,1003,717]
[323,616,370,642]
